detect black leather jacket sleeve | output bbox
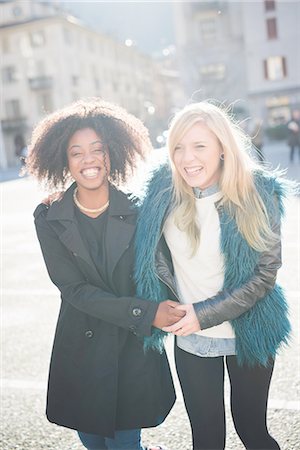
[194,221,282,330]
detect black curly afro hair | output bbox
[27,97,152,190]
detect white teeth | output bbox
[185,167,203,174]
[81,168,99,178]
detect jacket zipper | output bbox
[155,202,180,300]
[156,272,179,301]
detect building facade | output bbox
[174,0,300,126]
[0,0,182,167]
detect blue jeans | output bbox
[77,429,145,450]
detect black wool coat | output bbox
[34,183,175,437]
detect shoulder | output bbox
[108,186,139,220]
[149,162,172,185]
[33,203,49,222]
[253,169,294,197]
[141,163,172,201]
[33,203,54,237]
[253,170,298,218]
[136,163,173,226]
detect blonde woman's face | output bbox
[172,122,223,190]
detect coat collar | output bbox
[46,182,136,222]
[46,182,137,283]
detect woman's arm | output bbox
[35,213,182,336]
[195,227,281,329]
[163,221,281,336]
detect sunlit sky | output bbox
[60,1,175,55]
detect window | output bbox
[87,37,94,51]
[91,65,100,89]
[64,28,73,45]
[72,75,79,86]
[5,99,21,118]
[27,59,46,78]
[264,1,276,11]
[265,96,289,108]
[263,56,287,80]
[30,31,46,47]
[2,37,10,53]
[2,66,18,83]
[37,93,53,114]
[200,63,226,81]
[200,19,217,42]
[266,18,277,39]
[72,92,79,101]
[12,6,23,17]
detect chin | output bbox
[183,177,203,188]
[84,177,107,188]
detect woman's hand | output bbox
[162,304,201,336]
[152,300,185,329]
[42,191,64,206]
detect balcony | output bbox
[28,76,53,90]
[191,1,227,14]
[1,117,27,131]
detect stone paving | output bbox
[1,140,299,449]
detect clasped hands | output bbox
[152,300,201,337]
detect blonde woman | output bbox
[135,102,293,449]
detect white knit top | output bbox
[163,191,235,339]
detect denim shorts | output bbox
[177,334,236,357]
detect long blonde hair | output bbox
[167,101,278,253]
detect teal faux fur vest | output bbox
[134,164,291,367]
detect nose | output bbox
[182,147,196,163]
[82,150,96,163]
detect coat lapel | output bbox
[46,183,99,276]
[59,222,96,268]
[46,183,136,284]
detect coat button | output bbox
[85,330,93,338]
[129,325,137,335]
[132,307,142,317]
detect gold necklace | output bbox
[73,187,109,214]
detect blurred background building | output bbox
[174,0,300,125]
[0,0,183,167]
[1,0,299,169]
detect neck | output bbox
[76,184,109,209]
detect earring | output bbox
[220,153,224,161]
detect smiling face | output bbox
[67,128,110,194]
[172,121,223,190]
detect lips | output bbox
[184,166,203,176]
[81,167,100,178]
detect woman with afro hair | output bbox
[27,98,183,450]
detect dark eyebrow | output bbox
[90,140,103,146]
[68,140,103,151]
[68,144,81,151]
[176,140,206,146]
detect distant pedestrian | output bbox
[14,134,28,166]
[287,109,300,162]
[27,98,183,450]
[135,101,294,450]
